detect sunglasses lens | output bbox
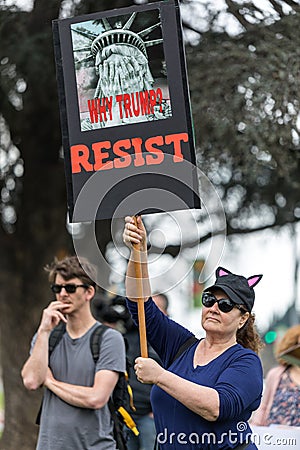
[65,285,76,293]
[202,293,215,308]
[202,293,235,313]
[51,284,61,294]
[51,284,77,294]
[218,299,234,313]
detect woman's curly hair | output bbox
[237,312,264,354]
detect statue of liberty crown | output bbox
[72,12,163,63]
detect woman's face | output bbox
[201,288,249,338]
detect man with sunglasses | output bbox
[21,255,126,450]
[123,215,264,450]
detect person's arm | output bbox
[134,351,263,423]
[157,371,219,421]
[123,215,151,301]
[44,327,125,409]
[21,301,68,390]
[134,357,219,421]
[249,387,269,426]
[44,369,119,409]
[213,352,263,421]
[250,366,282,426]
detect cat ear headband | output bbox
[216,267,263,288]
[204,266,263,311]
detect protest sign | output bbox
[53,0,200,222]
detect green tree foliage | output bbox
[188,3,300,235]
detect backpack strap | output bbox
[91,324,135,449]
[169,335,199,367]
[90,325,135,411]
[90,324,109,363]
[49,321,67,355]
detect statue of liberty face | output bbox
[71,11,172,129]
[72,12,162,99]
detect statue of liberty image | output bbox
[71,10,172,130]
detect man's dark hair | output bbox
[45,255,97,288]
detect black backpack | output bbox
[36,322,138,450]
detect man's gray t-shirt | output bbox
[31,322,126,450]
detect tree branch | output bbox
[147,217,300,258]
[268,0,284,17]
[281,0,300,13]
[148,229,225,257]
[181,18,202,36]
[224,0,253,30]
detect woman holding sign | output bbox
[123,215,264,450]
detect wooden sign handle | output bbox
[132,216,148,358]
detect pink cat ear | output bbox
[247,275,263,288]
[216,267,232,277]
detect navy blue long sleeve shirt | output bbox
[127,297,263,449]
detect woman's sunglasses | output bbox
[202,292,246,314]
[50,283,89,294]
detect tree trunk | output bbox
[0,160,71,449]
[0,0,134,446]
